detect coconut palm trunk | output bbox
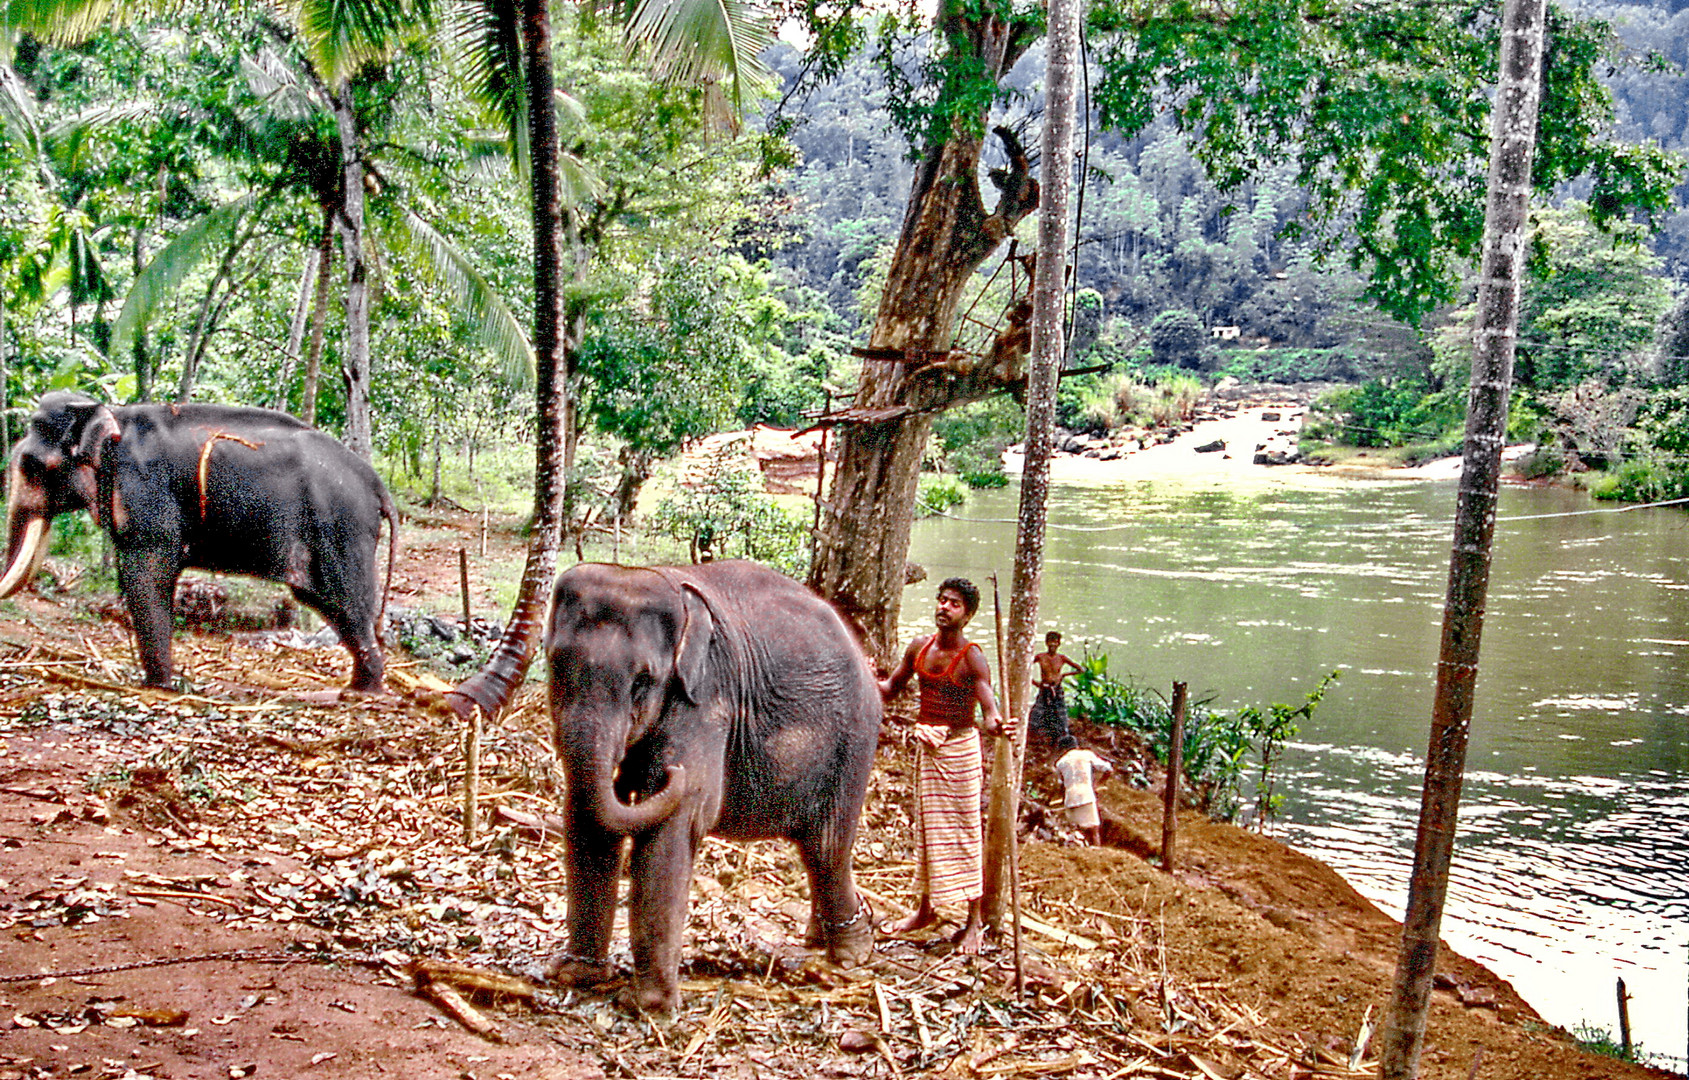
[983,0,1080,928]
[447,0,566,720]
[332,81,374,458]
[1376,0,1546,1075]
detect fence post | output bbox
[1161,682,1187,873]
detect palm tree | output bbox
[1377,0,1547,1074]
[445,0,774,719]
[105,34,533,417]
[984,0,1082,930]
[5,0,461,451]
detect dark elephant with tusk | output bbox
[0,391,397,692]
[544,559,880,1013]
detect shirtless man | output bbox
[878,577,1007,954]
[1028,630,1081,744]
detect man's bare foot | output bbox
[952,919,984,955]
[882,905,938,934]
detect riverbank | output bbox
[1003,396,1533,484]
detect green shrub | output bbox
[1149,310,1207,370]
[1588,458,1689,504]
[646,457,810,577]
[1068,652,1338,823]
[915,473,967,517]
[932,397,1023,487]
[1571,1022,1654,1065]
[48,511,104,563]
[1217,346,1365,384]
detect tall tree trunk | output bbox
[983,0,1080,929]
[810,3,1040,662]
[303,207,335,426]
[131,222,153,402]
[175,210,262,404]
[277,249,319,411]
[333,81,374,459]
[1376,1,1545,1075]
[447,0,566,719]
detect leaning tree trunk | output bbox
[333,81,374,459]
[1376,0,1545,1076]
[303,207,335,426]
[983,0,1081,929]
[810,1,1040,664]
[447,0,567,720]
[276,249,318,411]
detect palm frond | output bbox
[557,143,603,210]
[382,204,535,389]
[0,56,41,160]
[450,0,527,182]
[293,0,435,87]
[241,48,320,123]
[2,0,119,47]
[626,0,775,119]
[109,195,257,361]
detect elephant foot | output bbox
[545,950,613,988]
[617,974,679,1016]
[816,896,874,967]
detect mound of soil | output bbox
[0,508,1673,1080]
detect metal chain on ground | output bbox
[0,947,333,984]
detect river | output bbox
[903,448,1689,1068]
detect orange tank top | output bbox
[915,635,979,728]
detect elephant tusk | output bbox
[0,516,48,599]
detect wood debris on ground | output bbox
[0,631,1384,1079]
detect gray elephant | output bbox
[0,391,396,692]
[544,559,879,1013]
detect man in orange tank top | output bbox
[878,577,1007,954]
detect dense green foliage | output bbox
[1066,651,1339,823]
[2,0,1686,533]
[646,455,809,574]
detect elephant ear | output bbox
[672,583,716,706]
[66,400,121,467]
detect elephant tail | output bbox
[582,763,689,835]
[378,489,398,637]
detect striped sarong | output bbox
[914,726,983,908]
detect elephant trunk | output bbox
[567,736,689,836]
[0,463,50,599]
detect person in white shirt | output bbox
[1054,735,1112,845]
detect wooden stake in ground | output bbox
[1162,682,1186,874]
[1377,0,1544,1074]
[1617,978,1632,1060]
[459,547,472,634]
[989,573,1024,999]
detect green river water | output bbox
[904,468,1689,1068]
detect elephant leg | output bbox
[117,548,180,689]
[625,819,701,1014]
[796,824,872,967]
[547,819,622,989]
[291,587,384,693]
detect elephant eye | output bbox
[630,671,655,706]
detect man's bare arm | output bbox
[965,645,1007,736]
[879,638,921,702]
